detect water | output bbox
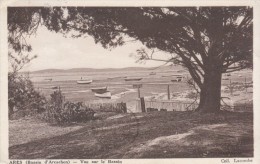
[31,69,191,103]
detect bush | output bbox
[8,73,46,119]
[42,90,95,124]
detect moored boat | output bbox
[77,79,93,84]
[107,76,127,80]
[171,76,183,82]
[91,86,108,94]
[94,91,112,99]
[226,73,231,76]
[45,78,52,81]
[171,79,179,82]
[162,75,174,77]
[162,74,182,77]
[124,78,143,81]
[50,86,58,89]
[41,86,58,89]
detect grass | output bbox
[9,111,253,159]
[9,117,83,147]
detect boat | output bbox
[77,79,93,84]
[107,76,127,80]
[42,86,58,89]
[50,86,58,89]
[45,78,52,81]
[94,91,112,99]
[162,74,182,77]
[124,78,143,81]
[171,79,179,82]
[162,75,174,77]
[91,86,108,94]
[172,74,183,76]
[171,76,183,82]
[226,73,231,76]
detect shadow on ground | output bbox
[9,111,253,159]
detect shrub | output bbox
[8,73,46,119]
[42,90,95,124]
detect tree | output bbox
[8,7,253,113]
[8,7,47,117]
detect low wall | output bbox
[129,99,198,112]
[145,100,198,111]
[128,99,253,113]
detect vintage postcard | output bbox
[0,0,260,164]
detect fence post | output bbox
[167,85,170,100]
[245,77,247,93]
[121,102,127,113]
[138,87,141,98]
[140,97,146,112]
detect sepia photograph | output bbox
[0,0,259,163]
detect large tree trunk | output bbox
[196,69,222,113]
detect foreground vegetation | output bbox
[9,72,97,124]
[9,111,253,159]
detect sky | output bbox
[22,26,171,71]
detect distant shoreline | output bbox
[20,65,182,74]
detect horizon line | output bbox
[20,65,176,73]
